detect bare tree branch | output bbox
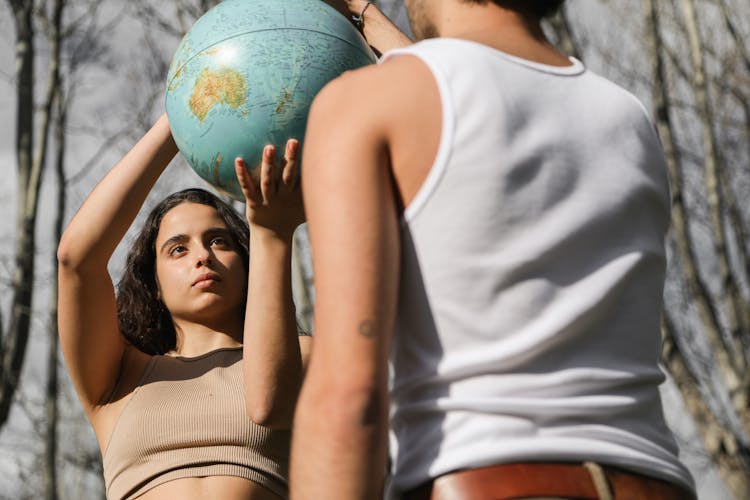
[44,3,66,497]
[662,312,750,499]
[680,0,748,393]
[717,0,750,74]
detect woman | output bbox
[57,113,306,499]
[58,2,409,498]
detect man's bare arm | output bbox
[290,66,401,499]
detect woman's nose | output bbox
[195,247,212,267]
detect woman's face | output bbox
[154,202,246,325]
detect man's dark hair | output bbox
[463,0,566,19]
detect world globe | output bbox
[165,0,377,200]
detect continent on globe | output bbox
[189,67,247,122]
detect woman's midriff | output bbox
[135,476,284,500]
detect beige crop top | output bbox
[102,347,290,500]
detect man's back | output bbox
[382,37,692,494]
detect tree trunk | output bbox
[680,0,748,390]
[662,314,750,500]
[718,0,750,73]
[644,0,741,402]
[716,134,750,337]
[646,0,750,494]
[1,0,64,431]
[0,0,36,429]
[724,87,750,341]
[45,4,66,492]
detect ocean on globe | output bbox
[165,0,377,200]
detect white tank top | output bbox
[383,39,694,494]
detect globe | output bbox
[165,0,377,200]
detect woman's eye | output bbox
[210,237,228,247]
[169,245,187,256]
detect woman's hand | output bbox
[323,0,412,54]
[323,0,370,17]
[234,139,305,241]
[322,0,354,17]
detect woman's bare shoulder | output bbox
[90,346,155,451]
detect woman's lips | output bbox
[192,272,221,288]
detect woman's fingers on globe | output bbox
[282,139,299,188]
[234,157,261,205]
[260,145,278,203]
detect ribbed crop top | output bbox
[102,347,290,500]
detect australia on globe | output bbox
[189,68,248,122]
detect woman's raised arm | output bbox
[234,142,306,429]
[57,114,177,417]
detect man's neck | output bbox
[434,1,570,67]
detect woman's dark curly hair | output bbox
[116,188,249,355]
[463,0,565,19]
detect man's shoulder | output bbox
[312,51,436,119]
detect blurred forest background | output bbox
[0,0,748,498]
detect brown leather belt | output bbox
[402,462,695,500]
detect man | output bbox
[292,1,696,498]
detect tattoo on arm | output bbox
[360,392,380,425]
[358,320,376,339]
[356,320,384,425]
